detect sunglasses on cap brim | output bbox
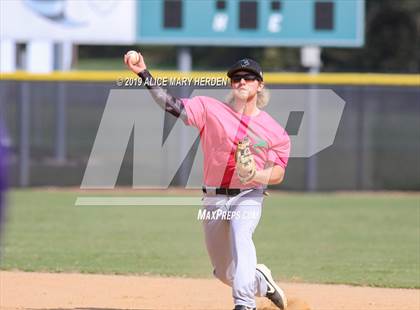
[231,73,261,82]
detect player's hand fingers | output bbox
[124,54,135,69]
[124,51,145,74]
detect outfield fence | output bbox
[0,72,419,190]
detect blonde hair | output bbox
[225,87,270,109]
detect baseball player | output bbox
[125,53,290,310]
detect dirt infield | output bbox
[0,271,418,310]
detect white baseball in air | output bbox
[126,50,140,65]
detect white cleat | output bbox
[256,264,288,310]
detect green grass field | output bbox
[1,190,419,288]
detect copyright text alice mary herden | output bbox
[117,77,228,87]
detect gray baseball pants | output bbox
[202,190,268,308]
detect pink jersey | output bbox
[182,96,290,189]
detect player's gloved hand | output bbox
[235,136,257,184]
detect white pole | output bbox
[27,40,54,73]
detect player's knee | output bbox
[213,269,233,286]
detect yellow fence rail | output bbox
[1,70,419,86]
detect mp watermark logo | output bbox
[75,88,345,207]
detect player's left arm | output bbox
[237,130,289,185]
[252,162,285,185]
[252,129,290,185]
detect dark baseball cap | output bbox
[227,58,263,81]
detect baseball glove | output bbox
[235,136,256,184]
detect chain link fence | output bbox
[0,77,419,190]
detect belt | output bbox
[202,186,268,197]
[202,186,244,196]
